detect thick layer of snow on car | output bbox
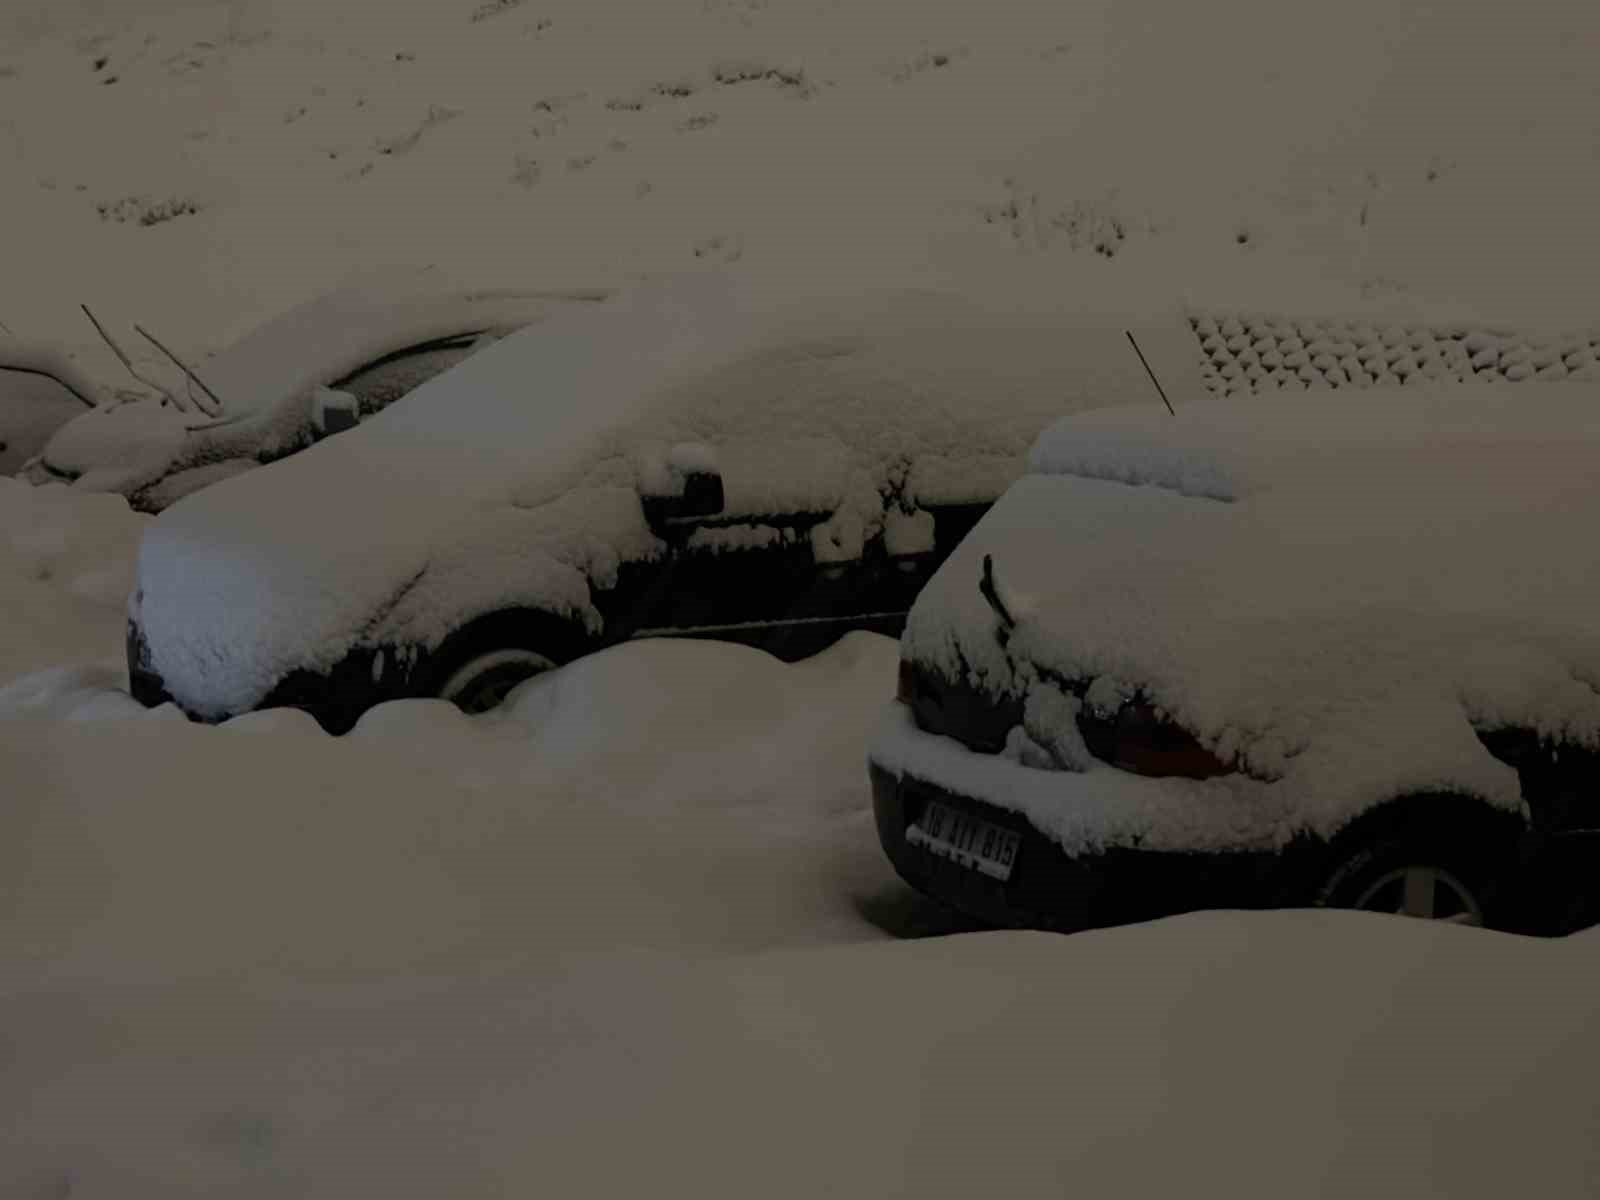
[36,266,602,492]
[135,274,1195,719]
[895,383,1600,849]
[41,398,192,488]
[184,266,605,423]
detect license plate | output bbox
[906,801,1021,881]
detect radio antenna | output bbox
[1126,330,1175,416]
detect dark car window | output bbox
[0,367,94,474]
[329,335,484,417]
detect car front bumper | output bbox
[869,756,1284,935]
[127,615,418,735]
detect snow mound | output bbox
[0,660,147,722]
[0,478,146,683]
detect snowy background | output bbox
[5,0,1600,1195]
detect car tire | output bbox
[1305,794,1525,929]
[416,609,589,715]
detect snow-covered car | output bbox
[871,384,1600,937]
[23,270,611,512]
[0,339,109,476]
[125,276,1205,734]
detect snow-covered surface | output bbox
[894,383,1600,850]
[42,398,192,488]
[0,478,146,679]
[1191,313,1600,396]
[8,0,1600,1192]
[136,275,1190,719]
[3,493,1600,1196]
[176,265,599,421]
[0,340,108,409]
[34,268,597,492]
[5,0,1599,364]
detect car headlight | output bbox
[896,658,917,706]
[1076,697,1234,779]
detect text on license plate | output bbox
[906,801,1021,881]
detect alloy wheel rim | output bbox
[1353,865,1484,926]
[440,650,555,714]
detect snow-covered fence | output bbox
[1190,315,1600,396]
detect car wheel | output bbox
[416,608,589,716]
[1308,795,1524,929]
[438,648,556,714]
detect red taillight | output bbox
[1078,699,1234,779]
[897,659,917,706]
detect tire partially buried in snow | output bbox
[416,609,586,714]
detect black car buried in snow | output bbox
[126,280,1205,734]
[871,386,1600,937]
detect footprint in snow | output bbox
[886,48,964,83]
[693,235,742,262]
[510,154,541,187]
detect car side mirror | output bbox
[639,442,724,527]
[312,387,359,439]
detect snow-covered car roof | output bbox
[136,274,1203,718]
[37,267,609,488]
[185,266,610,422]
[901,382,1600,840]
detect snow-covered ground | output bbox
[5,0,1599,381]
[6,379,1600,1200]
[7,0,1600,1194]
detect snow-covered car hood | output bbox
[136,274,1205,718]
[39,400,192,487]
[902,382,1600,830]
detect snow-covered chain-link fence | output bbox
[1191,315,1600,396]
